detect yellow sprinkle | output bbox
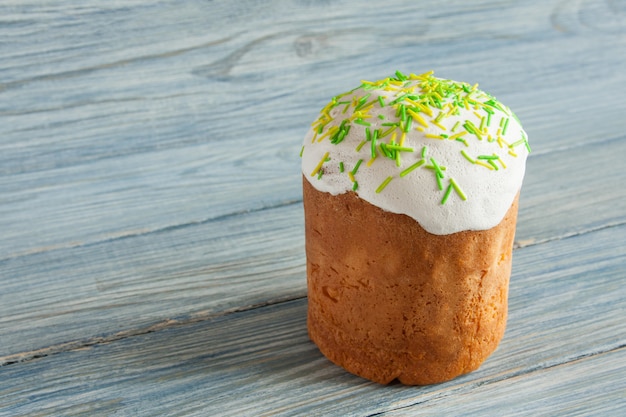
[509,149,518,157]
[311,130,319,143]
[412,70,434,80]
[426,133,444,140]
[355,140,367,152]
[416,126,425,132]
[448,131,468,141]
[498,157,507,169]
[317,125,338,142]
[348,172,355,182]
[390,131,398,146]
[473,111,483,119]
[407,109,429,128]
[311,152,330,176]
[475,160,495,170]
[416,103,433,117]
[366,157,376,167]
[432,120,447,130]
[399,131,406,147]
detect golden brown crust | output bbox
[303,176,519,385]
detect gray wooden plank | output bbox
[1,222,624,416]
[1,0,625,258]
[382,349,626,416]
[0,202,306,359]
[1,135,626,359]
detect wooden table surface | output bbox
[1,1,625,415]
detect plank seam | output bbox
[0,293,307,367]
[0,197,303,262]
[365,344,626,416]
[514,219,626,248]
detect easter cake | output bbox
[300,71,530,385]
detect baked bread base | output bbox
[303,177,519,385]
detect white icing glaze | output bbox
[301,72,529,235]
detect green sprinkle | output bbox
[395,70,408,81]
[354,93,372,111]
[522,133,531,152]
[456,137,468,146]
[300,146,305,157]
[403,116,413,132]
[486,111,492,127]
[450,178,467,201]
[421,146,428,158]
[382,122,399,127]
[352,181,359,191]
[386,145,415,152]
[317,169,323,180]
[464,120,482,140]
[477,154,499,160]
[399,159,425,177]
[381,126,396,137]
[376,176,393,193]
[436,173,443,190]
[378,114,385,119]
[356,140,367,152]
[502,117,510,135]
[365,127,371,142]
[400,104,407,123]
[389,92,409,106]
[371,129,378,158]
[430,157,445,178]
[354,118,371,127]
[451,121,460,132]
[441,183,453,205]
[378,96,385,107]
[351,159,363,175]
[488,159,499,170]
[317,125,324,134]
[379,143,393,158]
[509,138,526,148]
[479,116,486,131]
[339,161,344,172]
[331,122,349,144]
[461,149,476,163]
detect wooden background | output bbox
[1,0,625,415]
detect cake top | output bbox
[300,70,530,235]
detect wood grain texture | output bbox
[2,134,625,359]
[1,0,626,415]
[1,224,624,416]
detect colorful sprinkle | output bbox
[310,152,329,177]
[376,176,394,193]
[304,70,529,205]
[399,159,425,177]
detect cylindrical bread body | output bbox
[304,178,519,385]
